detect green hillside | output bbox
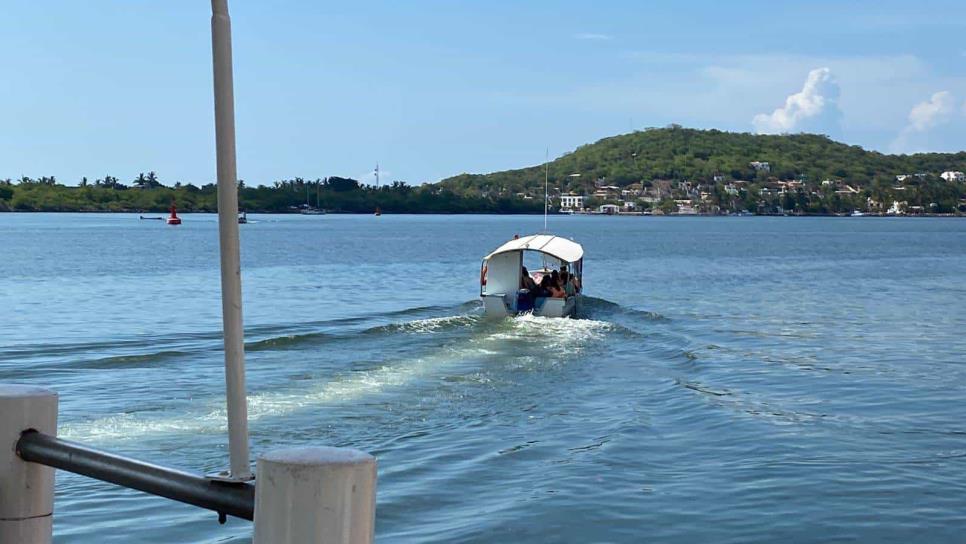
[438,127,966,213]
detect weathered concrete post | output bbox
[0,385,58,544]
[254,447,376,544]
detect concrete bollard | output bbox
[0,385,58,544]
[254,447,376,544]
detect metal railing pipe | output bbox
[16,431,254,521]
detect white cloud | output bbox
[488,52,963,152]
[574,33,612,41]
[752,67,842,134]
[890,91,957,152]
[907,91,955,131]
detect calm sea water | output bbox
[2,213,965,543]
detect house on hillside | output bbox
[941,171,965,182]
[835,184,860,195]
[621,185,642,198]
[750,161,771,173]
[675,200,698,215]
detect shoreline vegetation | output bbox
[3,127,965,216]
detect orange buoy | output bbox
[166,203,182,225]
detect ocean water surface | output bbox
[2,213,965,542]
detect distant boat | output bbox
[238,211,248,224]
[300,181,326,214]
[166,204,182,225]
[851,210,866,217]
[139,215,163,221]
[374,207,381,216]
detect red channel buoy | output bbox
[166,203,182,225]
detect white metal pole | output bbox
[254,447,377,544]
[0,385,58,544]
[211,0,251,480]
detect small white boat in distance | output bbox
[480,234,583,318]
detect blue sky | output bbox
[2,1,965,186]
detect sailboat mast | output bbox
[544,147,549,232]
[375,163,380,188]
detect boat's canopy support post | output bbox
[0,385,57,544]
[254,447,377,544]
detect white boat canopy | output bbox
[484,234,584,263]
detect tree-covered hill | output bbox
[2,127,964,214]
[0,175,543,214]
[438,126,966,196]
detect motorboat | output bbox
[480,234,583,318]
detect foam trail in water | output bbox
[60,314,613,442]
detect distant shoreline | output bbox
[2,210,962,218]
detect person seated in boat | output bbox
[539,274,565,299]
[520,266,537,292]
[533,275,551,298]
[550,270,567,296]
[561,265,581,293]
[560,264,581,294]
[560,270,576,297]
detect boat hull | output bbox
[481,293,579,318]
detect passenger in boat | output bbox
[560,270,576,297]
[560,264,580,294]
[563,267,581,293]
[545,274,566,299]
[534,275,552,298]
[520,266,538,291]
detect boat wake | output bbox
[55,297,656,443]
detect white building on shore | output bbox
[599,204,620,215]
[559,194,584,210]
